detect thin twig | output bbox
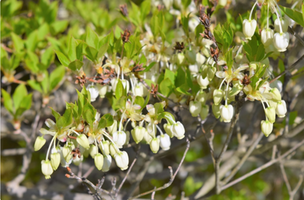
[115,158,137,198]
[222,132,264,184]
[279,161,292,195]
[215,108,241,194]
[130,138,190,200]
[221,138,304,191]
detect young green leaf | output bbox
[1,89,14,114]
[50,66,65,91]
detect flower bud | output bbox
[50,152,60,170]
[212,104,221,119]
[200,105,209,120]
[99,140,110,155]
[41,159,53,179]
[265,107,276,123]
[131,126,145,144]
[273,32,289,52]
[261,28,274,47]
[94,153,104,170]
[207,66,216,81]
[220,104,234,123]
[177,53,185,65]
[114,151,129,170]
[102,155,112,172]
[121,79,130,94]
[171,121,185,139]
[261,120,273,137]
[150,137,160,153]
[197,75,209,89]
[196,90,207,103]
[62,145,73,162]
[242,19,257,40]
[196,53,206,66]
[164,123,174,138]
[158,134,171,151]
[97,85,108,98]
[213,89,224,105]
[185,50,196,64]
[113,131,127,148]
[269,88,281,101]
[34,136,46,151]
[76,134,90,149]
[109,143,117,156]
[189,101,202,117]
[90,145,98,158]
[276,100,287,118]
[134,82,147,97]
[107,120,117,134]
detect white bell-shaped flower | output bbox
[114,151,129,170]
[112,131,127,148]
[276,100,287,118]
[102,155,112,172]
[265,107,276,123]
[76,134,90,149]
[261,28,274,47]
[34,136,46,151]
[134,82,148,97]
[158,134,171,151]
[170,121,185,139]
[197,75,209,89]
[131,126,145,144]
[242,19,257,40]
[273,32,289,52]
[41,159,53,179]
[87,84,99,102]
[220,104,234,123]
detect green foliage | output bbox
[280,5,304,28]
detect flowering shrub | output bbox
[2,0,304,199]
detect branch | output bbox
[221,138,304,191]
[115,158,137,198]
[129,138,190,200]
[222,131,264,184]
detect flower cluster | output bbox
[242,0,294,52]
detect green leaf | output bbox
[164,69,176,85]
[40,71,49,94]
[68,37,78,61]
[280,5,304,28]
[13,84,27,110]
[140,0,151,21]
[182,0,191,10]
[37,23,49,41]
[115,79,124,99]
[142,62,156,72]
[25,30,38,52]
[159,78,174,97]
[41,47,54,67]
[1,89,14,114]
[15,94,32,117]
[86,27,99,49]
[83,103,96,126]
[50,66,65,91]
[55,51,70,66]
[102,113,114,127]
[256,44,265,62]
[98,118,107,129]
[181,14,191,37]
[76,42,84,61]
[25,51,39,73]
[57,108,73,128]
[134,96,145,110]
[84,46,98,63]
[51,108,61,122]
[68,60,83,71]
[129,2,141,27]
[225,48,233,69]
[11,33,24,53]
[98,39,109,59]
[50,20,69,35]
[28,80,42,93]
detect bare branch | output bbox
[130,138,190,200]
[115,158,137,198]
[221,138,304,191]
